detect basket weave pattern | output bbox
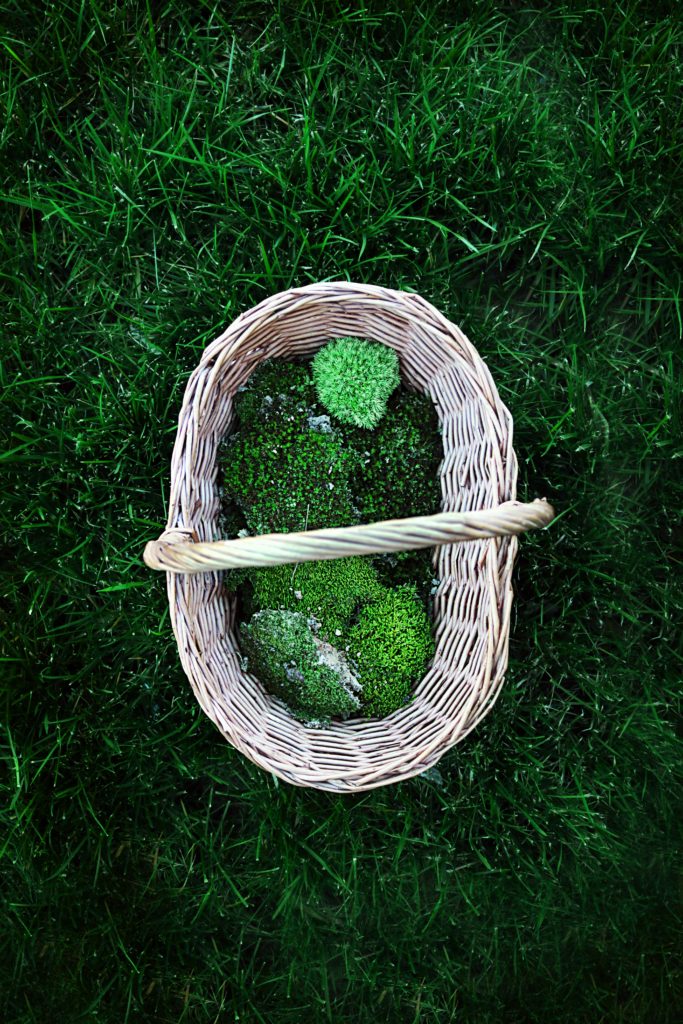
[144,283,553,791]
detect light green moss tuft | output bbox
[312,337,400,429]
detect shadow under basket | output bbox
[144,282,554,792]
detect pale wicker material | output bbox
[144,282,554,791]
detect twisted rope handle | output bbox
[143,499,554,575]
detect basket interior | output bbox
[166,284,518,789]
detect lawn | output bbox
[1,1,681,1021]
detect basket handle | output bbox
[143,499,554,575]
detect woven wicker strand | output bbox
[144,282,555,792]
[144,500,553,573]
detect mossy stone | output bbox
[241,609,360,724]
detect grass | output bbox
[1,0,681,1020]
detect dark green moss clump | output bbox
[349,584,435,718]
[219,499,248,540]
[246,556,384,641]
[240,609,360,724]
[234,360,319,429]
[346,391,442,523]
[223,417,355,535]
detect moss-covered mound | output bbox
[349,584,435,718]
[223,416,355,535]
[240,609,361,724]
[245,556,384,642]
[345,391,442,523]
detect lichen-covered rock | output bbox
[241,609,360,724]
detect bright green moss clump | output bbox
[349,584,435,718]
[347,391,442,522]
[224,417,354,535]
[247,556,384,640]
[241,609,360,724]
[313,337,400,429]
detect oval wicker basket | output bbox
[144,282,553,791]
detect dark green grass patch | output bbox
[1,1,681,1022]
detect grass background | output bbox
[2,1,681,1021]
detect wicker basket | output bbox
[144,282,553,791]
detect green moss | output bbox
[234,359,318,429]
[312,337,400,429]
[347,391,442,522]
[240,609,360,724]
[246,556,384,640]
[223,417,355,534]
[349,584,434,718]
